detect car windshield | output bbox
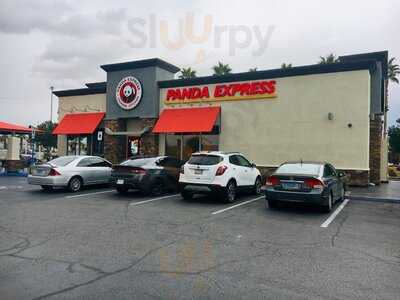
[121,157,160,167]
[188,154,223,165]
[276,163,322,176]
[48,156,78,166]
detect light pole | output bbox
[50,86,54,122]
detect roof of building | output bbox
[85,82,107,89]
[100,58,180,73]
[0,121,34,134]
[339,51,388,78]
[53,86,106,97]
[158,59,379,88]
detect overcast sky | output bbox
[0,0,399,126]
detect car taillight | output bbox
[265,176,280,186]
[180,165,184,174]
[215,165,228,176]
[304,178,325,190]
[130,168,146,175]
[48,169,61,176]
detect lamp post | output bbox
[50,86,54,122]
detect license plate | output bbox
[282,182,300,190]
[194,169,203,175]
[117,179,124,185]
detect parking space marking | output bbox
[65,190,114,199]
[211,196,264,215]
[320,199,349,228]
[129,194,180,206]
[0,186,6,190]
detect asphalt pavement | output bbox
[0,177,399,299]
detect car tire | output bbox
[267,199,278,209]
[149,179,164,196]
[253,177,262,195]
[322,192,333,213]
[68,176,82,193]
[181,190,193,200]
[223,180,236,203]
[116,186,128,194]
[41,185,53,191]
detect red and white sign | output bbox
[116,76,142,110]
[164,80,277,104]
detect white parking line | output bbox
[129,194,180,206]
[211,196,264,215]
[320,199,350,228]
[0,186,6,190]
[65,190,114,198]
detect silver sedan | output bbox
[28,156,112,192]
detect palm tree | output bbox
[212,62,232,76]
[318,53,339,64]
[249,67,258,72]
[178,67,197,79]
[281,63,292,69]
[388,57,399,84]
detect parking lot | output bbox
[0,177,399,300]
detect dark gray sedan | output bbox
[264,161,346,212]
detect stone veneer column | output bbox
[104,119,126,164]
[369,118,383,185]
[140,118,159,156]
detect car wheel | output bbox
[181,190,193,200]
[116,186,128,194]
[68,177,82,193]
[224,180,236,203]
[149,179,164,196]
[323,192,333,213]
[267,199,278,209]
[253,177,262,195]
[41,185,53,191]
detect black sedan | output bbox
[264,161,346,212]
[110,156,182,195]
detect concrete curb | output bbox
[348,195,400,204]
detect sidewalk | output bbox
[348,180,400,203]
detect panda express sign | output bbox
[164,80,277,104]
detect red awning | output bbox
[53,112,105,135]
[0,121,33,134]
[152,107,220,133]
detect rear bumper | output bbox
[179,182,225,194]
[110,176,150,190]
[27,175,69,187]
[265,188,328,204]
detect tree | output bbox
[249,67,258,72]
[388,57,399,84]
[318,53,339,64]
[388,118,400,163]
[281,63,292,69]
[212,62,232,76]
[35,121,57,149]
[178,67,197,79]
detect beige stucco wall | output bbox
[159,70,371,170]
[56,93,106,156]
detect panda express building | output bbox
[53,51,389,186]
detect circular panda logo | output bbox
[115,76,142,110]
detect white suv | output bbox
[179,151,262,202]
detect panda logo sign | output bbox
[115,76,142,110]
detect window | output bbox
[182,135,200,161]
[158,157,181,168]
[236,155,252,167]
[188,154,223,165]
[165,135,182,160]
[229,155,240,166]
[77,158,92,167]
[201,135,219,151]
[90,157,111,167]
[324,165,336,177]
[49,156,78,166]
[121,157,159,167]
[276,163,322,176]
[67,135,92,155]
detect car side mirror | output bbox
[251,163,256,168]
[338,172,346,178]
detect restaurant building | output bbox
[53,51,388,186]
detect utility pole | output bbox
[50,86,54,122]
